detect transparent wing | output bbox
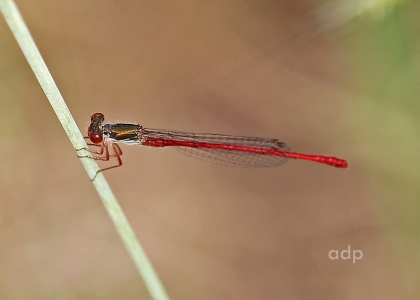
[142,129,291,168]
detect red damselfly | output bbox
[80,113,348,176]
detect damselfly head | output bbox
[88,112,105,144]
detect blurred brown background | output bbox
[1,0,419,299]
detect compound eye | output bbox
[91,113,104,122]
[89,133,103,144]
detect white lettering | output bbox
[352,250,363,264]
[328,245,363,263]
[328,250,339,260]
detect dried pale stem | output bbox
[0,1,168,299]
